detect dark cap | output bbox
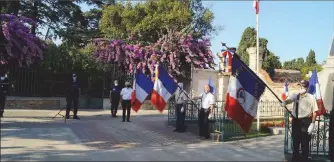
[299,80,309,87]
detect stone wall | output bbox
[5,97,65,109]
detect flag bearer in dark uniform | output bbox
[110,80,121,117]
[66,73,81,119]
[281,80,319,161]
[0,70,9,117]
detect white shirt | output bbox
[120,88,133,100]
[288,93,319,118]
[199,92,215,109]
[175,88,187,104]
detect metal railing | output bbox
[167,100,286,141]
[3,64,133,97]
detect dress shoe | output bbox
[73,116,80,120]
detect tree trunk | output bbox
[31,1,38,35]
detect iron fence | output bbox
[167,100,287,141]
[3,64,133,97]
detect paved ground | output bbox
[1,109,286,161]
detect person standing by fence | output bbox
[0,70,9,117]
[120,81,133,122]
[66,73,81,120]
[281,80,318,161]
[174,83,187,133]
[110,80,121,117]
[193,84,215,139]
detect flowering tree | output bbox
[94,31,216,80]
[0,14,47,66]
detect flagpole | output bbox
[256,3,260,132]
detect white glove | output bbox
[308,123,315,134]
[180,107,184,112]
[280,101,286,107]
[208,114,213,119]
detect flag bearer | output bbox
[120,81,133,122]
[281,80,319,161]
[66,73,81,119]
[0,70,9,117]
[110,80,121,117]
[174,83,187,133]
[193,84,215,139]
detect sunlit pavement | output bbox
[1,109,285,161]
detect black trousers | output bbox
[66,96,79,117]
[175,103,185,131]
[199,108,210,138]
[111,98,120,116]
[122,100,131,121]
[0,93,6,116]
[292,117,312,161]
[329,110,333,161]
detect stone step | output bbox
[269,127,285,135]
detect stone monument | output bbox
[247,47,265,73]
[318,35,334,111]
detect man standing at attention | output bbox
[174,82,187,133]
[66,73,81,120]
[110,80,121,117]
[193,84,215,139]
[120,81,133,122]
[281,80,319,161]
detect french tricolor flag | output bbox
[281,82,289,101]
[151,65,178,112]
[308,69,326,116]
[131,69,154,112]
[225,55,266,133]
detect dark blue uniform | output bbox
[0,77,9,117]
[110,84,121,117]
[66,78,80,119]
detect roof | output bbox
[274,69,300,73]
[329,34,334,56]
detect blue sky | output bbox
[78,1,334,64]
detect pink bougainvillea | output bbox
[94,32,216,79]
[0,14,47,66]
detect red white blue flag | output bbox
[151,65,178,112]
[131,69,153,112]
[308,69,326,116]
[225,55,266,133]
[281,82,289,101]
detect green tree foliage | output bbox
[262,52,282,77]
[305,49,317,66]
[300,64,323,80]
[236,27,282,76]
[283,49,322,80]
[283,57,305,70]
[236,27,270,65]
[1,0,87,37]
[99,0,215,44]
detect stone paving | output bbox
[1,109,287,161]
